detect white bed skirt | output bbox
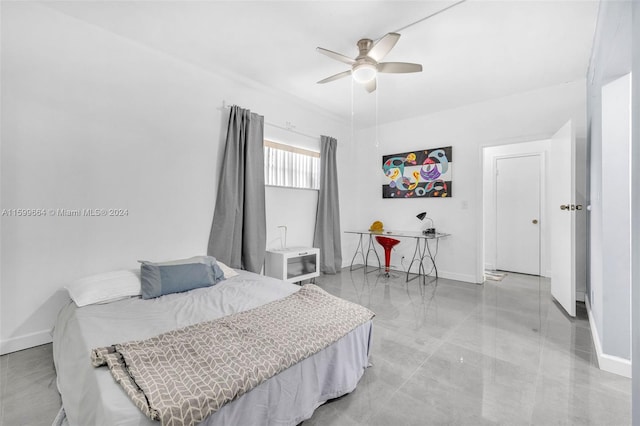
[53,270,372,426]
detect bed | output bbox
[53,267,373,426]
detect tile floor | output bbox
[0,343,60,426]
[0,268,631,425]
[305,269,630,425]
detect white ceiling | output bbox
[43,0,599,126]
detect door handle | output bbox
[532,219,538,224]
[560,204,583,211]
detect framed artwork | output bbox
[381,146,452,198]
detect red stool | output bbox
[375,236,401,276]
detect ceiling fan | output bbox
[316,32,422,93]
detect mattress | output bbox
[52,269,372,426]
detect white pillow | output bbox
[216,261,239,279]
[65,269,142,307]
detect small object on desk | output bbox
[416,211,435,235]
[369,220,384,233]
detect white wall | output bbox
[349,80,587,284]
[265,187,318,250]
[600,73,631,360]
[631,0,640,419]
[0,3,350,353]
[586,0,633,375]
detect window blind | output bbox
[264,140,320,190]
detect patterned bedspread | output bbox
[91,284,374,426]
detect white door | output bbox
[496,155,541,275]
[549,121,576,317]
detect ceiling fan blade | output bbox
[316,47,356,65]
[365,78,377,93]
[377,62,423,73]
[317,70,352,84]
[367,33,401,62]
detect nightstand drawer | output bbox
[265,247,320,283]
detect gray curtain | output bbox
[313,135,342,274]
[208,105,265,273]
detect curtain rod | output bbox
[265,121,319,141]
[219,101,319,141]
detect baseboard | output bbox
[0,329,53,355]
[437,270,478,284]
[585,298,631,378]
[375,266,478,285]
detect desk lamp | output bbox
[416,212,435,235]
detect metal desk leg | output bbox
[349,234,367,271]
[425,237,439,279]
[364,234,381,273]
[406,237,426,282]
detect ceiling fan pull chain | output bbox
[375,85,379,149]
[351,77,355,147]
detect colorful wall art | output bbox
[382,146,452,198]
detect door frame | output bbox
[477,138,551,283]
[493,152,545,275]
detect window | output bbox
[264,140,320,190]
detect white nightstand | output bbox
[265,247,320,283]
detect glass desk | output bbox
[344,230,450,282]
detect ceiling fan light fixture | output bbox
[317,32,423,92]
[352,63,377,83]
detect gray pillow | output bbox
[139,256,225,299]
